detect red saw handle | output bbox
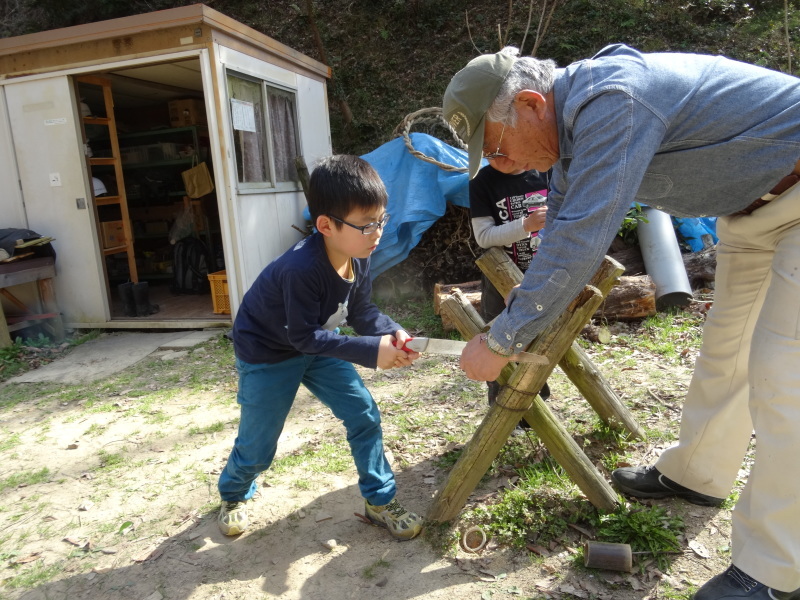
[395,338,416,353]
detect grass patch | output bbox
[0,468,50,492]
[96,450,126,471]
[595,502,684,571]
[267,440,351,477]
[189,422,226,435]
[0,431,21,452]
[3,560,64,590]
[465,457,591,549]
[622,311,704,361]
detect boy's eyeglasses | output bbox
[328,213,390,235]
[482,120,507,160]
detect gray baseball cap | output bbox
[443,51,516,178]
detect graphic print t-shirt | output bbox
[469,168,549,271]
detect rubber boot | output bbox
[117,282,137,317]
[132,282,159,316]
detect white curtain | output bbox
[268,88,299,183]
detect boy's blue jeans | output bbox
[218,355,396,506]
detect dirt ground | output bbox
[0,325,741,600]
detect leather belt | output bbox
[733,160,800,216]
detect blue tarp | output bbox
[362,133,472,278]
[673,216,718,252]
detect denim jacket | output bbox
[489,44,800,354]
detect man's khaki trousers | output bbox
[657,183,800,591]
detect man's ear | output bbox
[316,214,334,237]
[514,90,548,119]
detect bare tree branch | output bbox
[532,0,561,58]
[465,9,481,54]
[531,0,548,57]
[504,0,513,47]
[785,0,793,73]
[520,0,537,55]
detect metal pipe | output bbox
[637,207,693,311]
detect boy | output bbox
[217,155,424,541]
[469,163,551,413]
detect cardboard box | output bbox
[168,99,207,127]
[101,221,126,249]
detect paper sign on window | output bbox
[231,99,256,132]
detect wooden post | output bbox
[559,344,644,439]
[475,248,642,438]
[0,302,12,347]
[37,278,65,343]
[429,262,621,522]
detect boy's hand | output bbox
[523,206,547,233]
[377,332,418,370]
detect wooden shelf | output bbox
[102,244,129,255]
[77,74,138,284]
[83,116,110,126]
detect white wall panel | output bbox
[296,75,332,170]
[0,88,26,227]
[4,76,107,323]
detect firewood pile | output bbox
[374,204,484,295]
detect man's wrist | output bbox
[483,333,513,357]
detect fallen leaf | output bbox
[63,537,88,547]
[12,553,41,564]
[568,523,594,537]
[689,539,710,558]
[525,543,550,557]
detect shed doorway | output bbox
[75,58,228,324]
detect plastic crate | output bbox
[208,270,230,314]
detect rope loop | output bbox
[392,107,469,173]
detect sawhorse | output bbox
[427,250,641,522]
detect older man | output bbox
[443,44,800,600]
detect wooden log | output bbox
[433,280,481,331]
[608,243,645,276]
[433,280,481,314]
[682,244,716,290]
[581,323,611,344]
[436,276,654,324]
[595,275,656,321]
[430,282,618,522]
[475,248,641,437]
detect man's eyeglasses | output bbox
[328,213,390,235]
[482,120,507,161]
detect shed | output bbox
[0,4,331,332]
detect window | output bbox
[227,72,301,191]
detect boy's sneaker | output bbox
[218,500,249,536]
[365,498,424,541]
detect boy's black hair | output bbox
[307,155,388,225]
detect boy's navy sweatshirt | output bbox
[232,232,401,369]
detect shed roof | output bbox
[0,4,330,80]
